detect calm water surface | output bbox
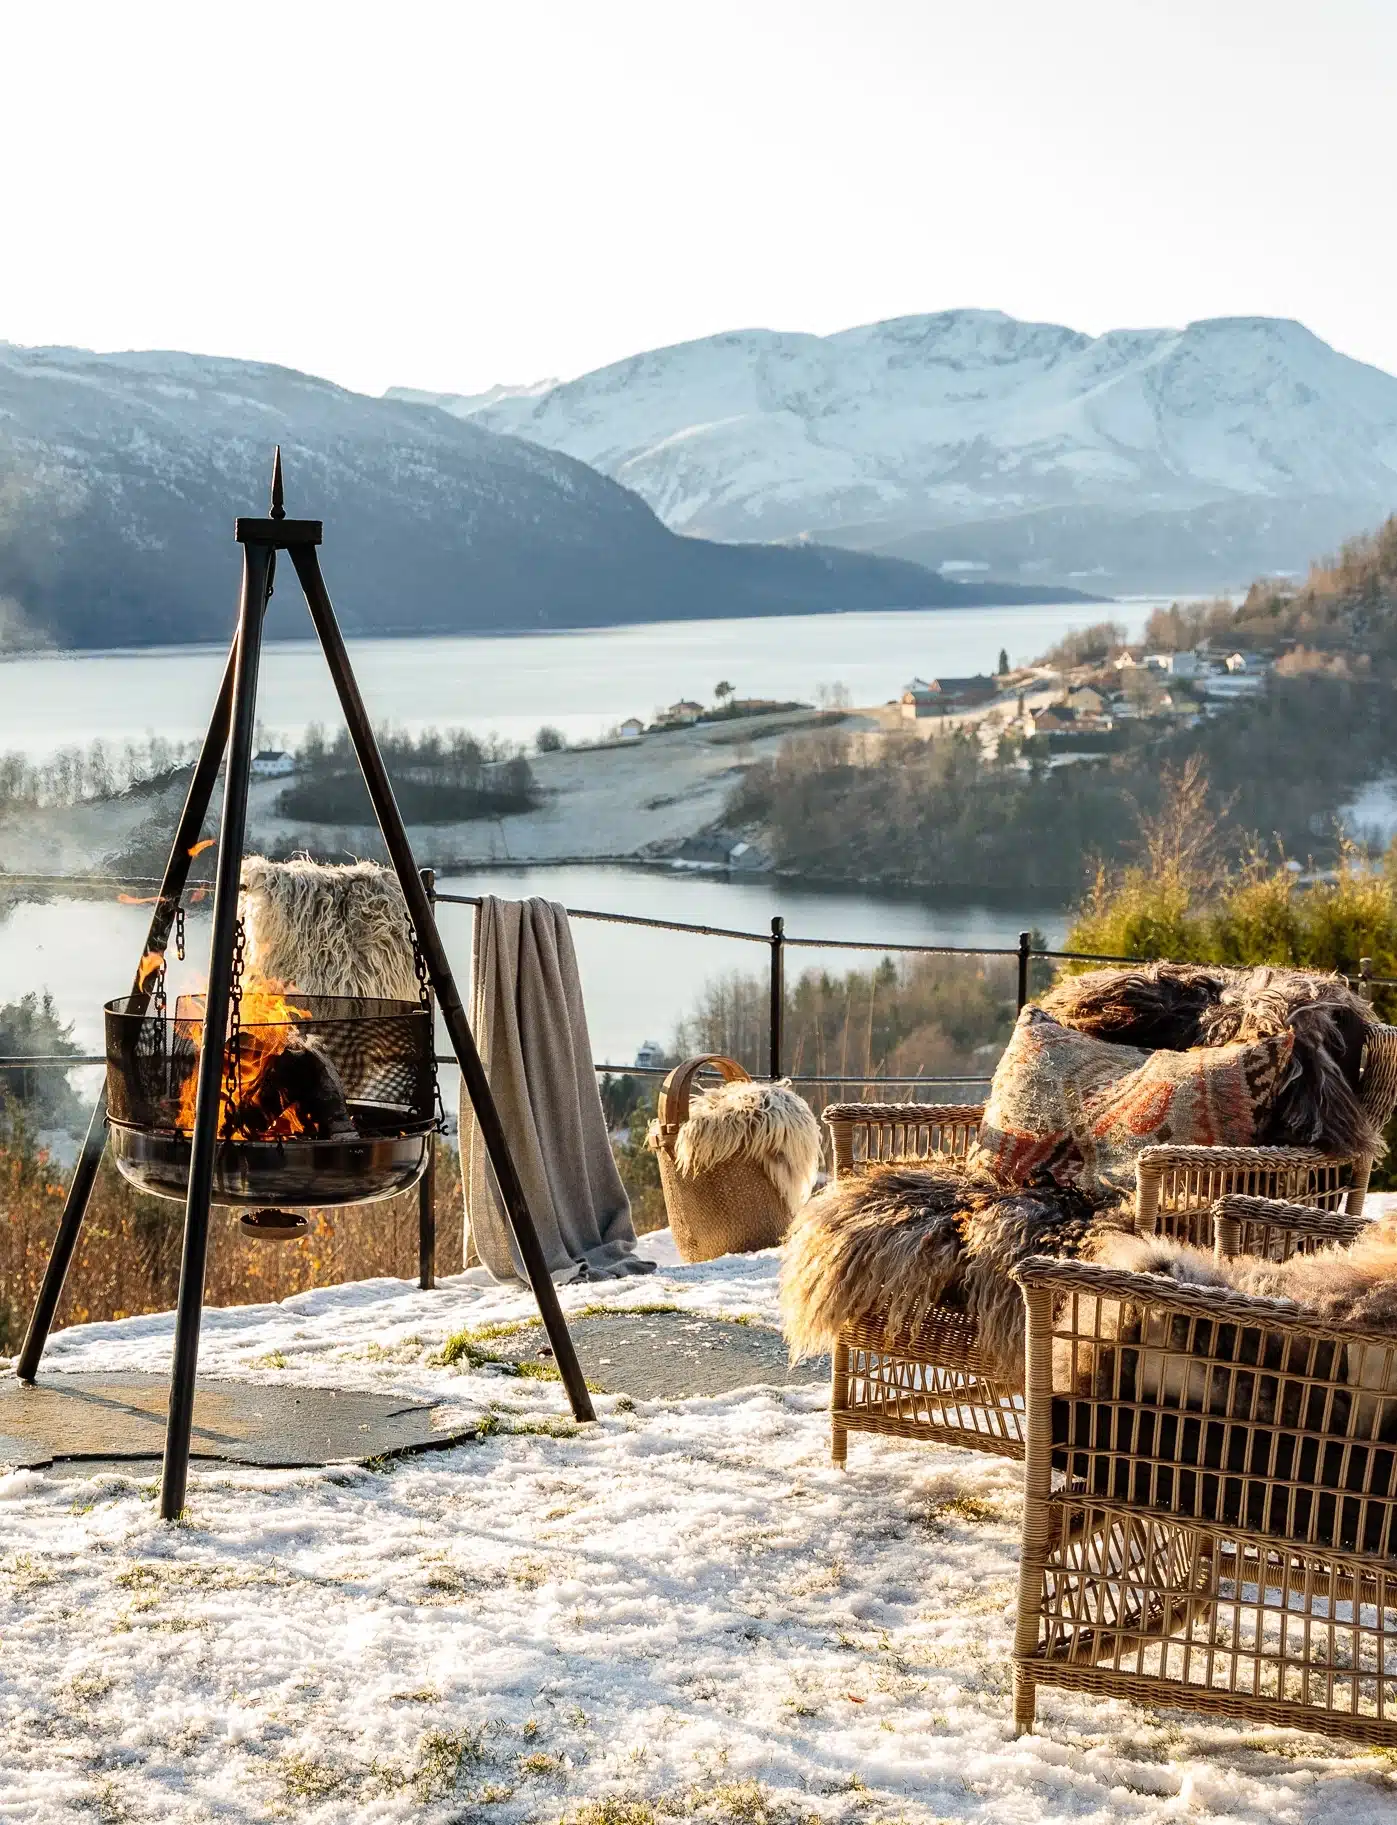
[0,598,1167,758]
[0,865,1066,1102]
[2,601,1134,1095]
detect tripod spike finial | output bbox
[270,446,285,521]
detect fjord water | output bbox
[1,600,1150,1084]
[0,598,1158,756]
[0,866,1065,1091]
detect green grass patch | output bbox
[470,1317,543,1342]
[574,1302,680,1320]
[415,1727,484,1801]
[280,1753,350,1801]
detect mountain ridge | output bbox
[389,309,1397,591]
[0,341,1092,653]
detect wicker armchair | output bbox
[822,1022,1397,1468]
[1012,1253,1397,1745]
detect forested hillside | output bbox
[729,519,1397,894]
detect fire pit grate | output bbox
[105,992,436,1207]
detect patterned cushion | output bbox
[974,1006,1294,1194]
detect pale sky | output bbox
[4,0,1395,398]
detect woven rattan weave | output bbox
[821,1024,1397,1470]
[1012,1256,1397,1744]
[651,1056,793,1263]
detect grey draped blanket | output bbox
[460,895,654,1284]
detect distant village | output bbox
[890,641,1270,768]
[614,683,814,744]
[609,639,1273,772]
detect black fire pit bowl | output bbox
[104,991,436,1208]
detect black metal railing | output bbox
[2,871,1391,1093]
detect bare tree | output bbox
[1131,755,1230,890]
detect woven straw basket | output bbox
[651,1055,791,1264]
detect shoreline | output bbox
[0,585,1129,666]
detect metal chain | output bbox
[152,954,168,1080]
[410,923,430,1008]
[221,917,247,1137]
[175,905,186,963]
[409,922,448,1132]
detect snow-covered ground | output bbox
[3,1231,1396,1823]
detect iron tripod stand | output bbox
[15,452,596,1519]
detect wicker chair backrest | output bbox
[1361,1024,1397,1128]
[823,1103,983,1177]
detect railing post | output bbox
[769,915,785,1079]
[418,866,437,1291]
[1359,956,1374,1004]
[1017,930,1032,1013]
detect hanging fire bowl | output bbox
[104,992,436,1208]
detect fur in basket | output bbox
[648,1077,822,1216]
[780,1159,1128,1382]
[238,856,418,1001]
[1041,962,1380,1158]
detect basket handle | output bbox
[657,1054,751,1130]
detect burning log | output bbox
[223,1031,354,1140]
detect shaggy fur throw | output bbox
[652,1078,822,1217]
[1095,1223,1397,1338]
[1041,963,1381,1159]
[780,1159,1128,1380]
[238,857,418,1001]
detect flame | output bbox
[119,893,160,905]
[138,950,165,991]
[173,972,311,1139]
[188,838,215,858]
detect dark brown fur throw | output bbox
[1041,963,1380,1158]
[780,1160,1129,1382]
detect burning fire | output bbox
[138,950,165,992]
[188,838,215,858]
[174,972,314,1139]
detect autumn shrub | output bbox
[0,1127,464,1351]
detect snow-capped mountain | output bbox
[389,312,1397,589]
[0,343,1082,652]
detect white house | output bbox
[634,1040,665,1069]
[618,717,645,742]
[250,749,296,778]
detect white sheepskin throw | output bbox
[238,856,418,1001]
[666,1077,822,1216]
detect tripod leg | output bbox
[417,868,436,1291]
[16,639,239,1383]
[289,544,595,1423]
[160,546,273,1521]
[418,1132,437,1291]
